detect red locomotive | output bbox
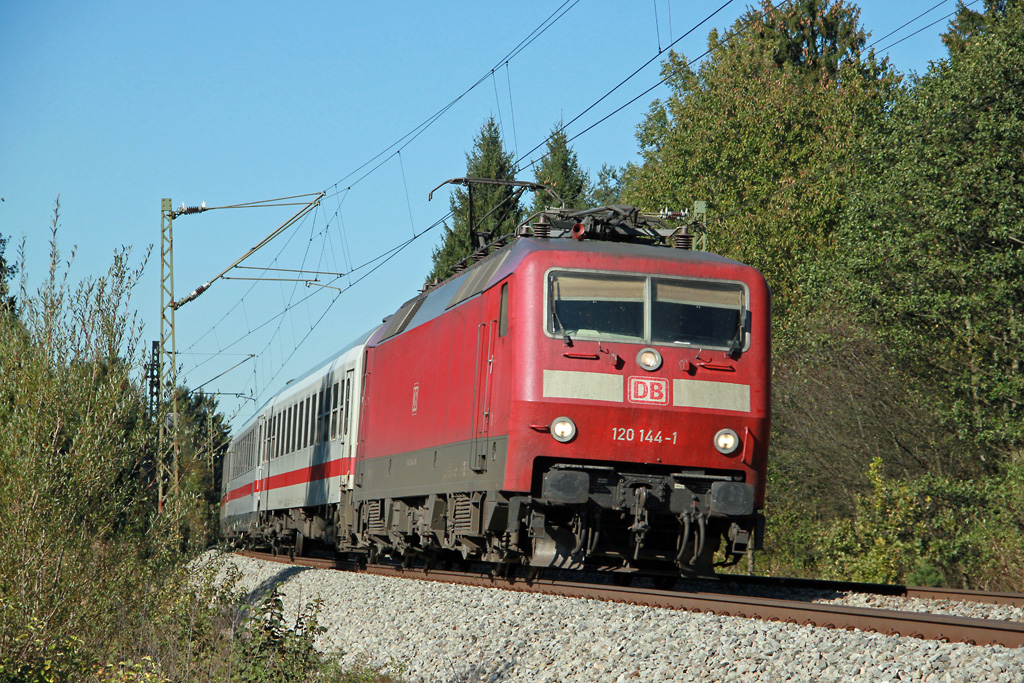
[221,202,771,575]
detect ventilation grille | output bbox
[365,500,385,533]
[451,495,477,535]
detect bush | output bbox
[763,455,1024,589]
[0,204,400,682]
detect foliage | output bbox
[426,117,521,283]
[768,311,966,519]
[146,559,405,683]
[0,613,93,683]
[761,455,1024,589]
[0,205,395,682]
[941,0,1022,56]
[0,200,179,675]
[173,388,231,547]
[0,228,13,311]
[625,0,898,318]
[818,457,1024,589]
[530,123,589,212]
[589,163,626,208]
[836,4,1024,452]
[739,0,872,77]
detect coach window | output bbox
[331,382,340,439]
[284,405,292,454]
[304,397,311,448]
[343,378,352,436]
[294,403,301,452]
[302,400,307,449]
[316,390,324,445]
[498,282,509,337]
[277,412,283,458]
[307,395,315,447]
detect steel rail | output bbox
[235,551,1024,648]
[719,574,1024,607]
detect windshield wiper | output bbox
[550,298,573,346]
[728,299,746,356]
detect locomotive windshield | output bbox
[548,271,746,350]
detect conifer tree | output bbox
[427,117,521,282]
[942,0,1020,56]
[531,123,589,213]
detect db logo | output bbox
[628,376,670,405]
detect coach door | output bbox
[253,415,267,517]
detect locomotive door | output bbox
[471,314,498,473]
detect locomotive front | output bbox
[503,235,770,574]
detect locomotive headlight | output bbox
[714,428,740,455]
[636,347,663,371]
[550,416,577,443]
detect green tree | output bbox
[172,387,231,544]
[0,202,169,672]
[837,4,1024,453]
[743,0,870,77]
[626,0,896,318]
[942,0,1022,56]
[427,117,521,282]
[531,123,589,212]
[590,163,626,207]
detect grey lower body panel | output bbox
[354,435,509,502]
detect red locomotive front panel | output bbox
[500,240,771,570]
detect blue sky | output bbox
[0,1,967,428]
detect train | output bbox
[220,199,771,575]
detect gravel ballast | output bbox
[205,552,1024,682]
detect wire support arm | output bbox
[171,191,325,310]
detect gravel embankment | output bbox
[202,552,1024,682]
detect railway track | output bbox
[236,549,1024,648]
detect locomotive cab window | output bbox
[547,270,748,351]
[548,272,645,342]
[651,279,745,350]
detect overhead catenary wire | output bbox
[177,0,778,400]
[323,0,581,200]
[195,0,961,420]
[513,0,738,172]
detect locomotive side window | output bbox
[651,279,745,349]
[549,272,645,341]
[499,282,509,337]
